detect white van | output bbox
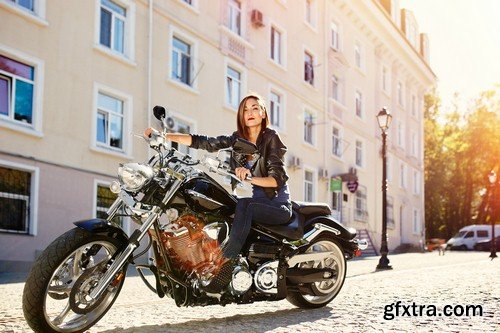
[446,224,500,250]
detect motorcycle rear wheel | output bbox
[22,227,127,333]
[286,236,346,309]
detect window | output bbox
[304,51,314,85]
[413,170,420,195]
[226,66,241,109]
[411,131,418,157]
[9,0,34,11]
[303,110,314,145]
[354,42,362,69]
[355,140,363,167]
[96,92,124,150]
[269,90,283,129]
[305,0,315,26]
[0,54,35,126]
[332,126,342,157]
[412,209,420,234]
[172,37,192,86]
[387,154,393,182]
[332,75,339,102]
[400,162,407,188]
[331,22,339,51]
[170,118,191,155]
[227,0,241,35]
[96,183,123,227]
[100,0,126,54]
[477,230,488,238]
[182,0,192,4]
[355,91,363,118]
[411,94,416,117]
[0,165,36,234]
[270,26,282,65]
[397,81,404,106]
[304,169,314,202]
[464,231,474,238]
[387,196,394,228]
[354,185,367,221]
[397,120,405,148]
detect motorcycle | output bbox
[22,106,368,333]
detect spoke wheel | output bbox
[286,236,346,309]
[23,228,126,333]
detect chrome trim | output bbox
[303,223,341,243]
[89,178,183,300]
[356,239,368,250]
[186,190,225,207]
[254,260,279,294]
[287,251,337,267]
[106,197,123,217]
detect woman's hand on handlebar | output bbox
[144,127,163,139]
[235,167,252,182]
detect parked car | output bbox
[446,225,500,250]
[473,236,500,251]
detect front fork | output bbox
[89,178,183,300]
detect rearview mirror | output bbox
[233,138,258,155]
[153,105,175,130]
[153,106,166,120]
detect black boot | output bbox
[202,259,235,293]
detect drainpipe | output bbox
[147,0,153,136]
[323,0,329,208]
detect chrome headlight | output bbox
[118,163,154,192]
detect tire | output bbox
[22,227,127,333]
[286,236,346,309]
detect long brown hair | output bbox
[236,93,270,140]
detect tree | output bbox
[424,87,500,239]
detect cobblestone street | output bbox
[1,252,498,332]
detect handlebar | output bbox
[141,127,252,185]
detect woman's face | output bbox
[243,97,266,128]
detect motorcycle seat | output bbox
[292,201,332,216]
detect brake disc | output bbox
[69,263,109,315]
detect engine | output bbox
[157,213,224,278]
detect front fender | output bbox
[74,218,129,245]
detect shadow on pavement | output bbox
[98,306,333,333]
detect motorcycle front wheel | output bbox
[286,236,346,309]
[22,227,127,333]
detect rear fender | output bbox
[304,216,359,255]
[74,218,129,246]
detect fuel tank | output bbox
[180,173,237,216]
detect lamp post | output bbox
[488,170,497,259]
[376,107,393,270]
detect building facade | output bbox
[0,0,435,272]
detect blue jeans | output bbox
[222,197,293,259]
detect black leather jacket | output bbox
[190,128,289,199]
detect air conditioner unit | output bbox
[251,9,265,28]
[289,156,302,170]
[319,168,329,180]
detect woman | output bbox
[146,94,292,292]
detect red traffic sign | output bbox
[347,180,358,193]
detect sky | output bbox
[398,0,500,112]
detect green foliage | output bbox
[424,87,500,239]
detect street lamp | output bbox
[488,170,497,259]
[376,107,393,270]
